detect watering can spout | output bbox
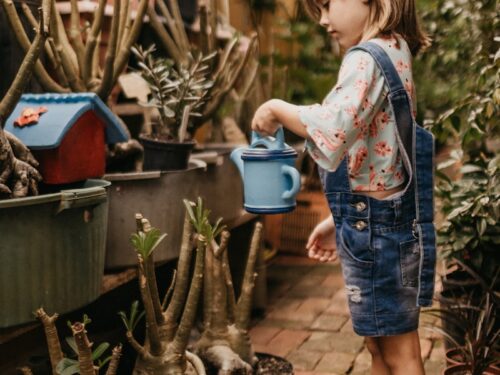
[230,147,245,178]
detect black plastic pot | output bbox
[139,135,195,171]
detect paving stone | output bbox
[311,313,348,332]
[420,338,433,360]
[286,349,323,371]
[266,298,317,324]
[267,281,293,300]
[300,331,364,354]
[289,280,336,300]
[315,351,356,374]
[257,318,313,330]
[264,329,311,357]
[248,326,281,345]
[340,319,355,333]
[296,297,332,316]
[326,289,350,317]
[306,263,341,277]
[321,273,345,289]
[350,347,371,375]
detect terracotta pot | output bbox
[446,347,466,366]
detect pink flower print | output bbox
[317,108,334,120]
[369,119,378,138]
[374,141,393,156]
[311,129,344,152]
[369,164,376,184]
[327,128,347,145]
[344,106,358,117]
[404,79,414,100]
[395,170,404,181]
[357,57,369,71]
[396,59,409,73]
[349,146,368,177]
[354,79,369,100]
[354,118,368,140]
[362,98,374,112]
[375,110,390,130]
[375,179,386,191]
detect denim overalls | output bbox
[319,42,436,336]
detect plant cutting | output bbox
[120,200,215,374]
[26,308,122,375]
[146,0,258,140]
[132,44,215,170]
[0,0,49,198]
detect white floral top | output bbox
[298,34,416,192]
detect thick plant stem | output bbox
[125,331,150,360]
[19,2,69,87]
[199,5,210,56]
[117,0,129,50]
[222,249,237,323]
[105,344,122,375]
[236,222,262,330]
[137,256,163,357]
[212,233,230,332]
[167,0,190,53]
[68,0,85,69]
[97,0,120,99]
[35,308,63,375]
[71,322,95,375]
[146,4,183,65]
[49,0,84,91]
[164,214,194,334]
[203,239,214,330]
[146,255,165,326]
[112,0,148,84]
[172,238,205,354]
[82,0,105,88]
[0,0,67,93]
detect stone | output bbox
[311,313,349,332]
[264,329,311,357]
[248,326,281,345]
[286,349,323,371]
[300,331,364,354]
[315,351,356,374]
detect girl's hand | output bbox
[306,215,337,262]
[251,100,281,136]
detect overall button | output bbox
[355,202,367,212]
[354,220,367,231]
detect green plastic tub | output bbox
[0,179,110,328]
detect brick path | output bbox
[249,255,446,374]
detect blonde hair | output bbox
[302,0,431,56]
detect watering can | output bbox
[230,127,301,214]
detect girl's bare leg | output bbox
[365,337,391,375]
[378,330,425,375]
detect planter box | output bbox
[0,179,110,328]
[103,160,207,269]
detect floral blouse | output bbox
[298,34,416,192]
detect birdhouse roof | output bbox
[4,93,129,150]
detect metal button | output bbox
[355,202,367,212]
[354,220,367,231]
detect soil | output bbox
[254,352,293,375]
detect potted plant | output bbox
[131,44,215,171]
[424,273,499,375]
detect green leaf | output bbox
[92,342,110,361]
[56,358,79,375]
[65,336,78,356]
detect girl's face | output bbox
[318,0,370,50]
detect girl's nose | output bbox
[319,7,329,28]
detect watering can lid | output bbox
[242,129,297,160]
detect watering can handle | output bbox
[251,127,285,150]
[281,165,301,200]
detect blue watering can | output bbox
[230,128,301,214]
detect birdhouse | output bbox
[5,93,129,184]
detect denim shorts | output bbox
[329,191,421,337]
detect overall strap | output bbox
[347,42,415,179]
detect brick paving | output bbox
[249,255,446,374]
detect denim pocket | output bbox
[400,239,420,287]
[338,221,374,267]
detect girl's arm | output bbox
[251,99,308,138]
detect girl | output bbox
[251,1,436,374]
